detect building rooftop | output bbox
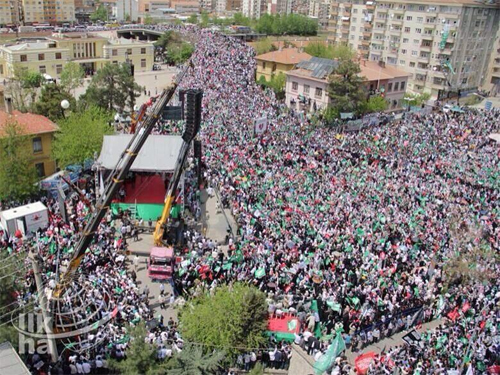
[359,61,412,81]
[49,32,105,40]
[1,41,57,51]
[384,0,500,6]
[296,57,340,79]
[106,37,154,46]
[0,110,59,136]
[256,48,312,66]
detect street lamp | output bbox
[61,99,70,119]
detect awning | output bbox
[98,134,183,172]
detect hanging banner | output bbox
[254,117,268,135]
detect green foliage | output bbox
[0,121,38,200]
[59,62,85,93]
[463,94,482,106]
[0,251,20,348]
[305,42,355,61]
[249,362,265,375]
[328,59,366,114]
[255,14,318,36]
[200,11,210,28]
[164,344,226,375]
[179,283,268,356]
[83,63,142,112]
[233,12,253,27]
[144,14,155,25]
[155,31,194,65]
[187,14,198,24]
[361,95,388,114]
[108,322,161,375]
[402,92,430,108]
[52,106,112,168]
[258,73,286,99]
[5,66,44,112]
[322,106,340,123]
[90,4,108,23]
[253,38,277,55]
[34,84,75,121]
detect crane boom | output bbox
[53,69,189,298]
[153,89,203,246]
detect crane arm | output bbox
[53,71,188,298]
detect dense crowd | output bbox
[1,24,499,374]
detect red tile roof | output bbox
[256,48,312,66]
[0,110,59,137]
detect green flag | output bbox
[313,334,346,374]
[255,268,266,278]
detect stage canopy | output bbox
[98,135,183,172]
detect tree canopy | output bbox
[59,62,85,94]
[179,283,268,356]
[257,72,286,99]
[361,95,388,114]
[90,4,108,23]
[164,344,226,375]
[52,106,113,168]
[255,14,318,36]
[328,59,366,114]
[253,38,277,55]
[34,84,76,121]
[305,42,355,61]
[83,63,142,112]
[5,66,44,112]
[154,31,194,65]
[0,121,38,201]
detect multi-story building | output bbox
[483,24,500,95]
[75,0,97,23]
[0,0,76,25]
[328,0,500,99]
[267,0,288,15]
[242,0,266,18]
[113,0,140,21]
[308,0,330,28]
[216,0,241,14]
[255,48,312,81]
[0,109,59,178]
[0,33,154,79]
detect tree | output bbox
[361,95,388,114]
[200,11,210,28]
[0,121,38,201]
[253,38,277,55]
[90,4,108,23]
[258,73,286,99]
[187,14,198,24]
[328,59,366,114]
[83,63,142,112]
[254,14,318,36]
[164,344,226,375]
[144,14,155,25]
[166,42,194,65]
[179,283,268,356]
[108,322,162,375]
[305,42,355,61]
[233,12,253,27]
[402,92,431,108]
[52,106,113,168]
[0,252,21,348]
[59,62,85,94]
[34,84,76,121]
[5,66,44,112]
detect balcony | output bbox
[364,22,373,29]
[391,19,404,25]
[377,8,388,13]
[392,7,405,13]
[422,34,433,41]
[390,28,402,34]
[418,55,431,62]
[344,2,352,7]
[420,44,432,52]
[440,48,452,55]
[363,31,372,37]
[362,39,370,46]
[330,10,338,16]
[494,59,500,68]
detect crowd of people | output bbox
[0,23,499,374]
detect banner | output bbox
[355,352,377,374]
[313,334,346,374]
[402,330,421,345]
[254,117,268,135]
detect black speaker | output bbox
[194,140,202,158]
[183,89,203,143]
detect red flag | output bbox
[355,352,377,375]
[447,308,459,322]
[462,302,470,313]
[111,307,118,318]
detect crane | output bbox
[153,89,203,247]
[52,67,190,298]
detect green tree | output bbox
[200,11,210,28]
[402,92,431,108]
[187,14,198,24]
[164,344,226,375]
[0,121,38,200]
[90,4,108,23]
[361,95,388,114]
[305,42,355,61]
[144,14,155,25]
[254,14,318,36]
[233,12,253,27]
[108,322,161,375]
[52,106,113,168]
[59,62,85,94]
[179,283,268,356]
[83,63,142,112]
[253,38,277,55]
[34,85,76,121]
[166,42,194,65]
[0,252,21,348]
[328,59,366,114]
[5,66,44,112]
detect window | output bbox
[388,82,393,92]
[351,26,356,31]
[112,49,117,56]
[401,49,407,54]
[39,65,46,74]
[56,64,63,74]
[399,60,405,65]
[112,61,118,64]
[35,162,45,178]
[415,28,422,34]
[394,82,399,91]
[417,17,423,23]
[141,48,146,54]
[412,50,418,56]
[272,63,277,72]
[404,27,410,32]
[403,38,409,43]
[126,48,132,55]
[0,65,3,75]
[304,85,310,95]
[141,59,146,68]
[32,137,42,153]
[418,6,425,11]
[462,78,468,84]
[400,81,406,90]
[56,52,62,59]
[292,82,298,91]
[406,16,412,21]
[38,53,44,61]
[315,87,323,98]
[409,62,415,67]
[262,62,266,69]
[353,8,357,13]
[352,17,357,22]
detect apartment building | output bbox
[483,24,500,95]
[308,0,330,28]
[114,0,140,21]
[0,33,154,79]
[242,0,266,18]
[328,0,500,99]
[0,0,75,25]
[216,0,241,14]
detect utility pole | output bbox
[29,243,58,363]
